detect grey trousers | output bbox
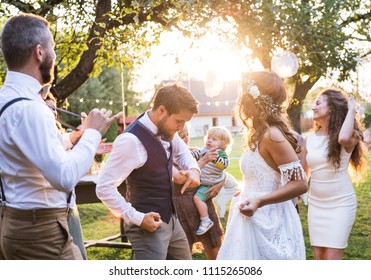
[125,214,192,260]
[68,205,87,260]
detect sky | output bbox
[130,29,264,99]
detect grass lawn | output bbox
[79,135,370,260]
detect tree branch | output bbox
[38,0,65,16]
[340,10,371,27]
[360,50,371,59]
[2,0,36,13]
[2,0,63,15]
[107,2,173,30]
[288,78,318,133]
[54,0,181,100]
[54,0,112,100]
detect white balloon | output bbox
[204,69,224,97]
[271,51,299,78]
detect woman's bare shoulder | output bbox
[260,126,298,165]
[262,126,286,143]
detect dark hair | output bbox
[152,83,199,115]
[314,89,366,180]
[1,13,50,70]
[237,71,300,153]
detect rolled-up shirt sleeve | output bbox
[172,134,200,172]
[96,133,146,226]
[61,132,74,150]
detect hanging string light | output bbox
[68,97,238,107]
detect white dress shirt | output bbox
[61,133,74,150]
[96,111,200,226]
[0,71,101,209]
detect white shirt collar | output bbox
[5,71,42,97]
[139,110,159,135]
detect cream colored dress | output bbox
[306,132,356,249]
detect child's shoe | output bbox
[195,220,214,235]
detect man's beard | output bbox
[39,54,54,84]
[157,115,175,142]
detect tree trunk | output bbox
[287,78,317,134]
[52,0,111,101]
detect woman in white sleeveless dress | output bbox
[302,89,366,260]
[217,71,307,260]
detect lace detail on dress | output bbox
[279,160,307,186]
[258,209,303,259]
[217,151,306,260]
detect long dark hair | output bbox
[237,71,300,153]
[314,89,366,180]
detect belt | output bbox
[1,205,72,223]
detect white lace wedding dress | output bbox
[217,147,306,260]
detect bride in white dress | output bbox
[217,71,307,260]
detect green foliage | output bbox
[65,66,123,115]
[364,103,371,128]
[0,0,194,98]
[365,112,371,128]
[200,0,370,83]
[0,1,369,103]
[59,66,147,127]
[195,0,370,132]
[54,28,89,80]
[0,0,369,135]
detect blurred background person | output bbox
[173,123,225,260]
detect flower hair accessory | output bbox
[242,79,260,99]
[241,77,281,115]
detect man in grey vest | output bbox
[96,84,201,259]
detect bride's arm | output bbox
[239,127,308,217]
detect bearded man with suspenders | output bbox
[0,13,121,259]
